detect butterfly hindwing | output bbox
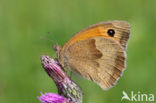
[61,37,125,89]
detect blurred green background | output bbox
[0,0,156,103]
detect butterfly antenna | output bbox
[39,32,58,45]
[39,36,55,44]
[46,32,58,44]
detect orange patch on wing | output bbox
[63,26,119,49]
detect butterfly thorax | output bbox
[53,44,67,68]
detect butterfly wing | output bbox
[63,20,130,50]
[57,20,130,90]
[60,37,125,90]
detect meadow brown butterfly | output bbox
[53,20,130,90]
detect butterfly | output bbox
[53,20,130,90]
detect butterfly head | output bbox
[53,44,62,56]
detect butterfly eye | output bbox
[107,29,115,37]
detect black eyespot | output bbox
[107,29,115,37]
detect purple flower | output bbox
[38,92,71,103]
[38,56,83,103]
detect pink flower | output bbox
[38,92,71,103]
[38,56,83,103]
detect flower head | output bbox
[38,92,71,103]
[38,55,83,103]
